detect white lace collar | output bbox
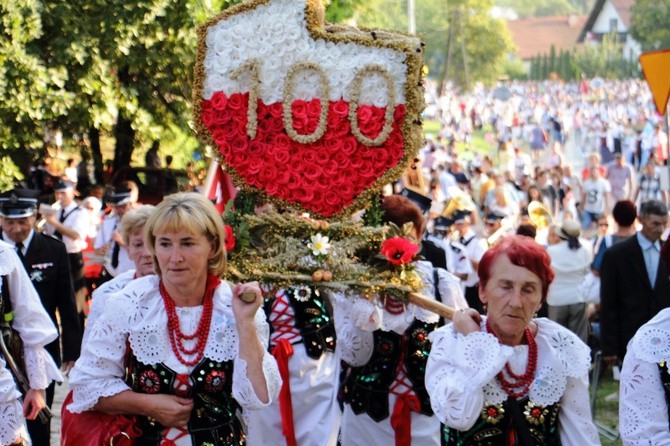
[100,275,240,365]
[631,307,670,364]
[482,318,591,406]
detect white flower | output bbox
[308,233,331,256]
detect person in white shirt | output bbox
[619,308,670,444]
[425,235,599,446]
[0,242,62,445]
[44,179,90,326]
[94,181,139,280]
[580,166,611,233]
[453,210,488,314]
[546,219,593,343]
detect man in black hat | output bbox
[429,216,473,282]
[94,181,139,279]
[0,188,82,445]
[43,179,90,327]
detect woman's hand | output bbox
[146,394,194,428]
[232,281,262,325]
[23,388,46,420]
[452,308,482,336]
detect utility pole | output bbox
[408,0,416,34]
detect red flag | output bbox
[203,160,237,214]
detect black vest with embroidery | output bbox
[340,319,435,421]
[658,361,670,429]
[127,355,245,446]
[263,287,336,359]
[441,396,561,446]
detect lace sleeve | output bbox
[557,375,600,445]
[329,291,374,366]
[426,325,511,430]
[68,298,131,413]
[620,348,670,445]
[23,346,62,390]
[232,353,282,410]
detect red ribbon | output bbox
[272,339,296,446]
[390,394,421,446]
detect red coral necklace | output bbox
[486,319,538,398]
[160,275,220,367]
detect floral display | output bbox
[194,0,425,219]
[224,224,236,252]
[222,207,424,301]
[381,237,419,266]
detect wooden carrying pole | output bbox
[408,292,456,320]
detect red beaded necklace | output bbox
[159,274,221,367]
[486,319,538,398]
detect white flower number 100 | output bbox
[230,59,396,147]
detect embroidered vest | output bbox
[127,355,245,446]
[340,319,435,421]
[441,396,561,446]
[263,287,336,359]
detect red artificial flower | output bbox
[211,92,228,111]
[224,225,236,253]
[381,237,420,266]
[201,108,216,127]
[227,93,244,111]
[332,100,349,118]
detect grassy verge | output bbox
[592,372,622,445]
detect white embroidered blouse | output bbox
[425,317,600,445]
[0,242,62,443]
[68,275,282,444]
[620,307,670,445]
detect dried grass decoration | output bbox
[194,0,426,219]
[223,204,425,303]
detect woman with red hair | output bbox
[426,235,599,445]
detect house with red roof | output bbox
[577,0,641,60]
[507,15,587,73]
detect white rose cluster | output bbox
[202,0,408,106]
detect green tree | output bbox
[629,0,670,51]
[549,44,556,74]
[0,0,72,167]
[355,0,514,91]
[573,32,640,78]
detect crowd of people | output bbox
[0,78,670,446]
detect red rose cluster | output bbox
[201,92,406,217]
[380,236,419,266]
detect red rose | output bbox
[218,140,232,156]
[381,237,419,266]
[306,99,322,119]
[340,136,358,156]
[315,149,330,165]
[357,106,374,123]
[232,111,248,128]
[301,150,318,164]
[228,93,244,111]
[215,109,233,125]
[332,100,349,119]
[202,109,216,128]
[211,128,227,146]
[273,133,291,150]
[246,157,263,174]
[275,169,291,185]
[274,149,290,165]
[327,109,343,129]
[332,152,349,167]
[201,100,213,112]
[248,141,268,158]
[348,156,363,169]
[211,92,228,111]
[292,100,308,120]
[302,162,323,181]
[268,102,283,119]
[224,225,236,252]
[359,160,376,178]
[223,122,239,139]
[231,137,248,154]
[323,160,338,176]
[266,181,279,195]
[259,164,278,184]
[324,192,341,208]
